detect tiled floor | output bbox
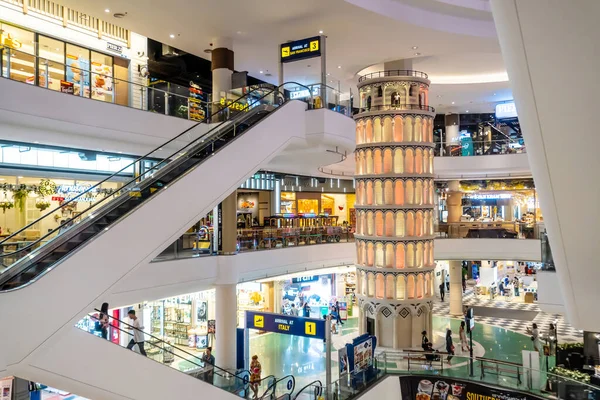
[434,289,583,343]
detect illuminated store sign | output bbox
[289,87,320,100]
[280,36,321,63]
[220,97,249,112]
[292,275,319,283]
[466,194,512,200]
[57,184,96,195]
[495,101,517,119]
[246,310,325,339]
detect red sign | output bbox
[111,309,120,344]
[52,196,65,201]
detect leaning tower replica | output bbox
[354,70,436,348]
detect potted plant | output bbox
[35,200,52,212]
[12,186,30,211]
[0,201,13,214]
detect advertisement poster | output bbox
[208,319,216,334]
[399,376,546,400]
[353,337,373,373]
[0,377,12,400]
[197,301,208,323]
[60,80,74,94]
[91,62,113,101]
[66,54,90,97]
[461,136,474,156]
[338,347,349,375]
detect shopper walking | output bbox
[513,277,520,297]
[250,355,262,399]
[126,310,147,357]
[526,323,541,352]
[302,302,311,318]
[439,282,445,302]
[334,301,344,326]
[446,329,455,365]
[459,321,469,352]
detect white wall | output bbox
[490,0,600,330]
[0,101,307,373]
[10,326,241,400]
[536,270,566,315]
[435,238,541,261]
[358,376,401,400]
[107,239,542,309]
[434,153,531,180]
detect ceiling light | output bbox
[104,8,110,12]
[17,176,23,179]
[259,70,263,74]
[493,93,497,96]
[319,30,324,34]
[327,73,330,76]
[170,34,175,39]
[414,52,421,56]
[451,101,455,105]
[466,110,469,113]
[412,46,419,50]
[337,65,341,69]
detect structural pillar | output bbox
[220,191,237,255]
[211,37,234,119]
[214,283,238,371]
[445,114,460,155]
[449,260,463,316]
[446,180,463,238]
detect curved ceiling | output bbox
[55,0,508,114]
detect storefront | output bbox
[144,290,216,352]
[1,0,147,108]
[251,267,357,321]
[280,192,356,226]
[237,190,271,227]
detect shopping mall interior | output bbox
[0,0,598,399]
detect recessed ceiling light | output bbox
[319,30,324,34]
[466,110,469,113]
[337,65,341,69]
[412,46,418,50]
[104,8,110,13]
[170,34,175,39]
[327,73,330,76]
[259,70,263,74]
[451,101,455,105]
[414,52,421,56]
[493,93,497,96]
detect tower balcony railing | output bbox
[358,70,429,82]
[356,104,436,113]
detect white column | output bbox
[214,283,237,371]
[211,37,233,116]
[358,309,365,335]
[449,260,463,316]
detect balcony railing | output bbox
[436,221,542,239]
[358,70,429,82]
[356,104,436,113]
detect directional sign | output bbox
[246,310,326,340]
[280,36,321,63]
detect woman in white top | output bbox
[527,323,541,352]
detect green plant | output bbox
[550,366,590,383]
[35,200,51,212]
[12,186,29,211]
[0,201,13,214]
[37,179,57,197]
[558,342,584,351]
[175,105,189,118]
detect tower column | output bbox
[449,260,463,316]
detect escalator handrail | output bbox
[292,380,323,400]
[261,374,296,399]
[0,87,268,248]
[0,81,312,260]
[90,310,250,382]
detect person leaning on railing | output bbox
[201,347,215,384]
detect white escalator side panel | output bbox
[12,326,240,400]
[0,100,308,369]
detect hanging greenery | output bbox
[12,185,30,211]
[37,179,57,197]
[0,201,13,214]
[35,200,52,212]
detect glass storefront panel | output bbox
[66,43,90,97]
[90,51,113,102]
[38,35,64,91]
[0,23,35,83]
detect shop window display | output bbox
[0,23,35,84]
[37,35,64,91]
[91,51,114,102]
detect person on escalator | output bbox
[250,355,262,399]
[126,310,147,356]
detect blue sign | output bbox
[461,136,474,156]
[245,310,326,340]
[292,275,319,283]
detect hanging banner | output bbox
[245,310,326,340]
[280,36,321,63]
[398,375,546,400]
[338,347,349,375]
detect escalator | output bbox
[0,84,309,291]
[0,83,313,375]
